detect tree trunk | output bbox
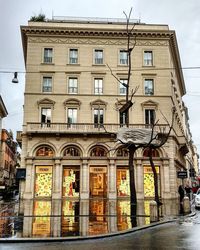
[129,144,137,227]
[149,147,160,220]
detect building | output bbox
[20,17,197,206]
[0,129,18,193]
[0,96,8,191]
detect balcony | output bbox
[25,123,169,135]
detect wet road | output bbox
[1,209,200,250]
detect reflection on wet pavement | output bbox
[0,198,179,239]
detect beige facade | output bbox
[20,18,196,202]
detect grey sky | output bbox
[0,0,200,155]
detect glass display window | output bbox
[62,167,80,197]
[61,200,79,236]
[143,165,160,198]
[32,200,51,237]
[89,166,107,197]
[117,200,131,231]
[89,200,108,235]
[117,167,130,197]
[35,166,52,197]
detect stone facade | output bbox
[20,18,194,201]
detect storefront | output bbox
[89,166,107,197]
[117,167,130,197]
[62,167,80,197]
[35,166,53,197]
[143,165,160,198]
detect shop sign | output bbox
[144,166,159,174]
[90,167,107,173]
[36,166,52,174]
[177,171,187,179]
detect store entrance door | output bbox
[90,166,107,198]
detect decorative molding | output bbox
[28,36,169,46]
[63,98,81,108]
[141,99,159,110]
[37,98,55,108]
[90,99,107,109]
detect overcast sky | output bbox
[0,0,200,155]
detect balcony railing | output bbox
[26,123,169,135]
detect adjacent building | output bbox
[20,17,197,206]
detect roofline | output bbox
[0,95,8,118]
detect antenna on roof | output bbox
[139,12,141,23]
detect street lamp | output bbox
[12,72,18,83]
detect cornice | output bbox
[21,26,172,40]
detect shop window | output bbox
[61,200,79,236]
[117,200,131,231]
[35,166,52,197]
[143,148,159,157]
[117,168,130,197]
[32,200,51,237]
[36,146,54,157]
[144,165,160,198]
[90,146,107,157]
[63,146,81,157]
[89,200,108,235]
[116,147,129,157]
[62,168,80,197]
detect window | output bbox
[119,79,127,95]
[117,168,130,197]
[144,79,154,95]
[36,146,54,157]
[68,77,78,94]
[67,108,77,124]
[94,49,103,64]
[116,147,129,157]
[42,77,52,92]
[69,49,78,64]
[144,51,153,66]
[120,112,127,126]
[94,78,103,95]
[94,109,104,127]
[145,109,155,125]
[90,146,107,157]
[143,148,159,157]
[35,166,52,197]
[44,48,53,63]
[63,146,81,157]
[41,108,51,125]
[62,168,80,197]
[119,50,128,65]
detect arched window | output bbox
[63,146,81,157]
[90,146,107,157]
[116,147,129,157]
[36,146,54,157]
[143,148,159,157]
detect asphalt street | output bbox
[1,209,200,250]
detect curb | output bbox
[0,219,175,243]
